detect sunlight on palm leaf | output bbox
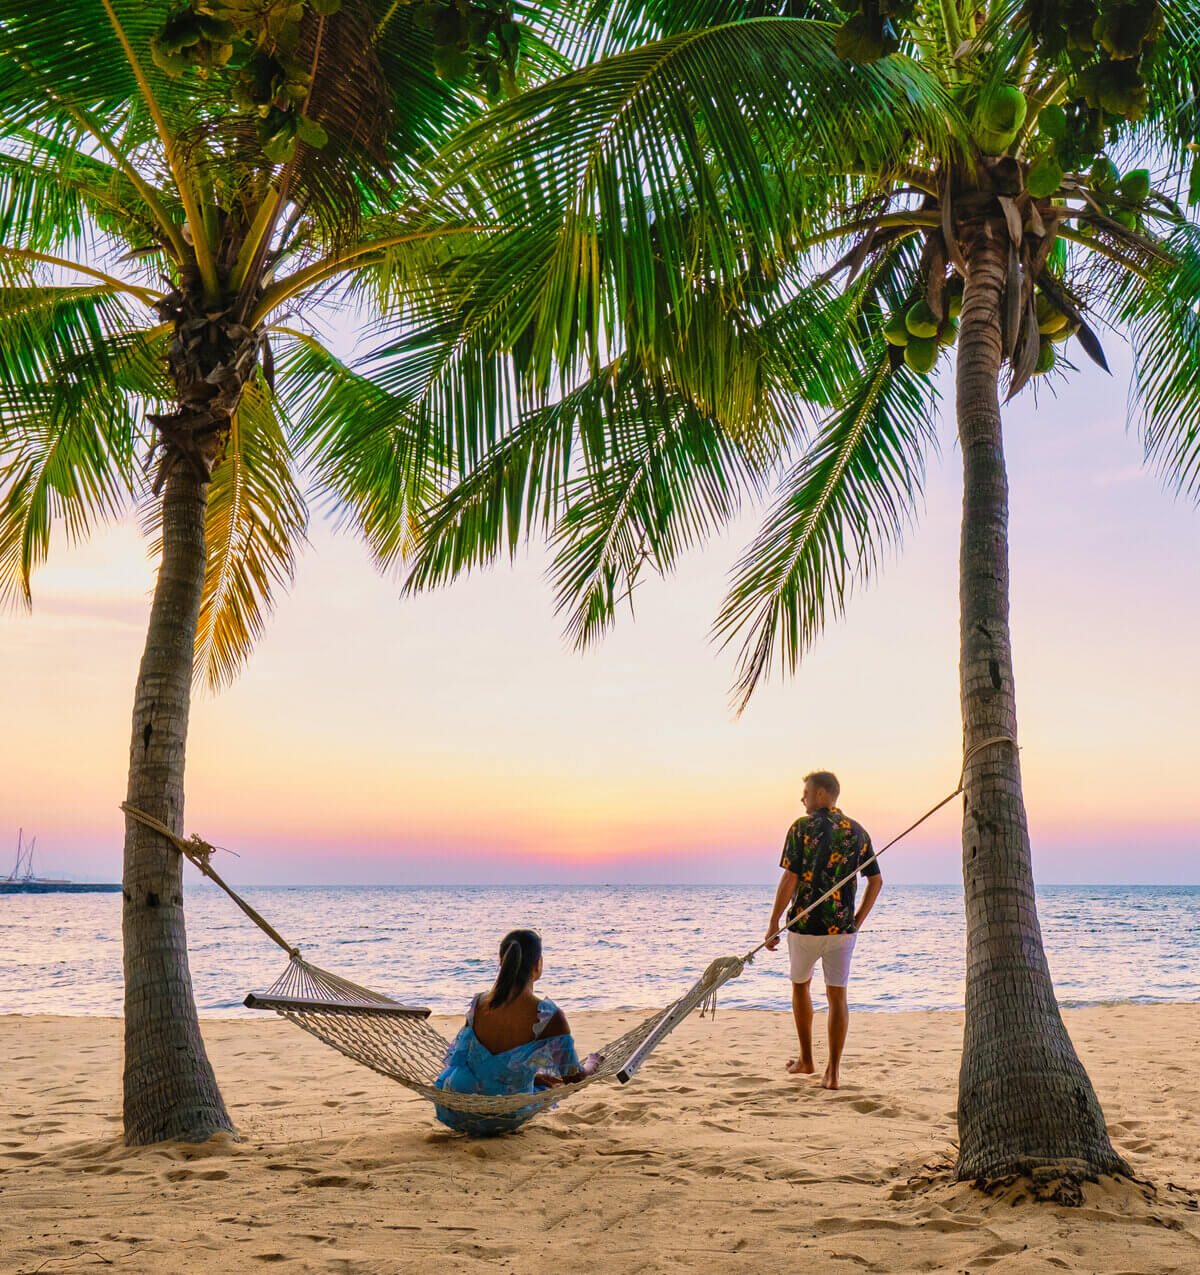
[715,350,938,710]
[1118,222,1200,500]
[192,374,308,691]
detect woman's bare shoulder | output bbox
[540,1006,570,1039]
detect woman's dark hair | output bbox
[488,929,542,1008]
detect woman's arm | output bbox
[532,1010,601,1086]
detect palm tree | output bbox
[0,0,567,1145]
[392,0,1200,1181]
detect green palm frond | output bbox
[0,1,160,122]
[0,132,162,252]
[576,0,841,61]
[0,319,155,606]
[402,361,606,594]
[1118,222,1200,500]
[714,347,939,711]
[436,20,961,379]
[281,331,448,573]
[191,373,308,691]
[548,388,764,648]
[1138,0,1200,167]
[0,284,141,385]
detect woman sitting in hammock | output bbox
[435,929,600,1135]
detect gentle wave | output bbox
[1,884,1198,1018]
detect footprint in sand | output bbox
[969,1240,1024,1265]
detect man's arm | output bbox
[854,872,883,929]
[765,870,799,951]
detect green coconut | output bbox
[150,38,191,74]
[1082,61,1151,121]
[194,14,236,40]
[1027,155,1064,199]
[1094,2,1165,59]
[946,278,964,319]
[938,318,959,347]
[1036,293,1069,334]
[1035,340,1056,375]
[883,310,911,346]
[904,335,939,374]
[1049,321,1078,344]
[1090,155,1120,193]
[834,12,899,62]
[1037,104,1069,140]
[905,299,939,339]
[973,85,1027,154]
[1119,167,1151,201]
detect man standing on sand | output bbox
[764,770,882,1090]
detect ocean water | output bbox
[0,884,1197,1018]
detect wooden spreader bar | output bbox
[244,992,431,1019]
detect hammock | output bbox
[120,736,1013,1121]
[241,949,745,1117]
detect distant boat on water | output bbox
[1,829,121,894]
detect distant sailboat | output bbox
[0,829,121,894]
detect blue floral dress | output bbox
[434,995,581,1136]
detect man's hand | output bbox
[764,924,781,952]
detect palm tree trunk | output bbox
[953,226,1126,1182]
[122,453,234,1146]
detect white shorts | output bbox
[787,931,857,987]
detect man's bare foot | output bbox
[821,1065,839,1090]
[786,1058,816,1075]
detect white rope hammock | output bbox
[243,951,745,1116]
[120,737,1015,1122]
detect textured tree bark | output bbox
[122,454,234,1146]
[953,226,1127,1182]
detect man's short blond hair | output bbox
[804,770,841,801]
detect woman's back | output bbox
[433,928,596,1135]
[471,991,568,1055]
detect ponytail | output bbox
[487,929,541,1008]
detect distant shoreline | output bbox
[169,880,1200,889]
[6,994,1199,1023]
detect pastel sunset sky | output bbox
[3,337,1198,887]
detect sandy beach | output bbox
[2,1004,1198,1274]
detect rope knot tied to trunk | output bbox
[185,833,216,868]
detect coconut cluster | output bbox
[883,278,1073,379]
[151,0,522,161]
[415,1,522,97]
[151,1,344,163]
[882,279,962,375]
[1027,0,1165,180]
[833,0,915,61]
[1032,292,1078,375]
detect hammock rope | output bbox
[119,735,1015,1118]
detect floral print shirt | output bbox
[780,807,879,936]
